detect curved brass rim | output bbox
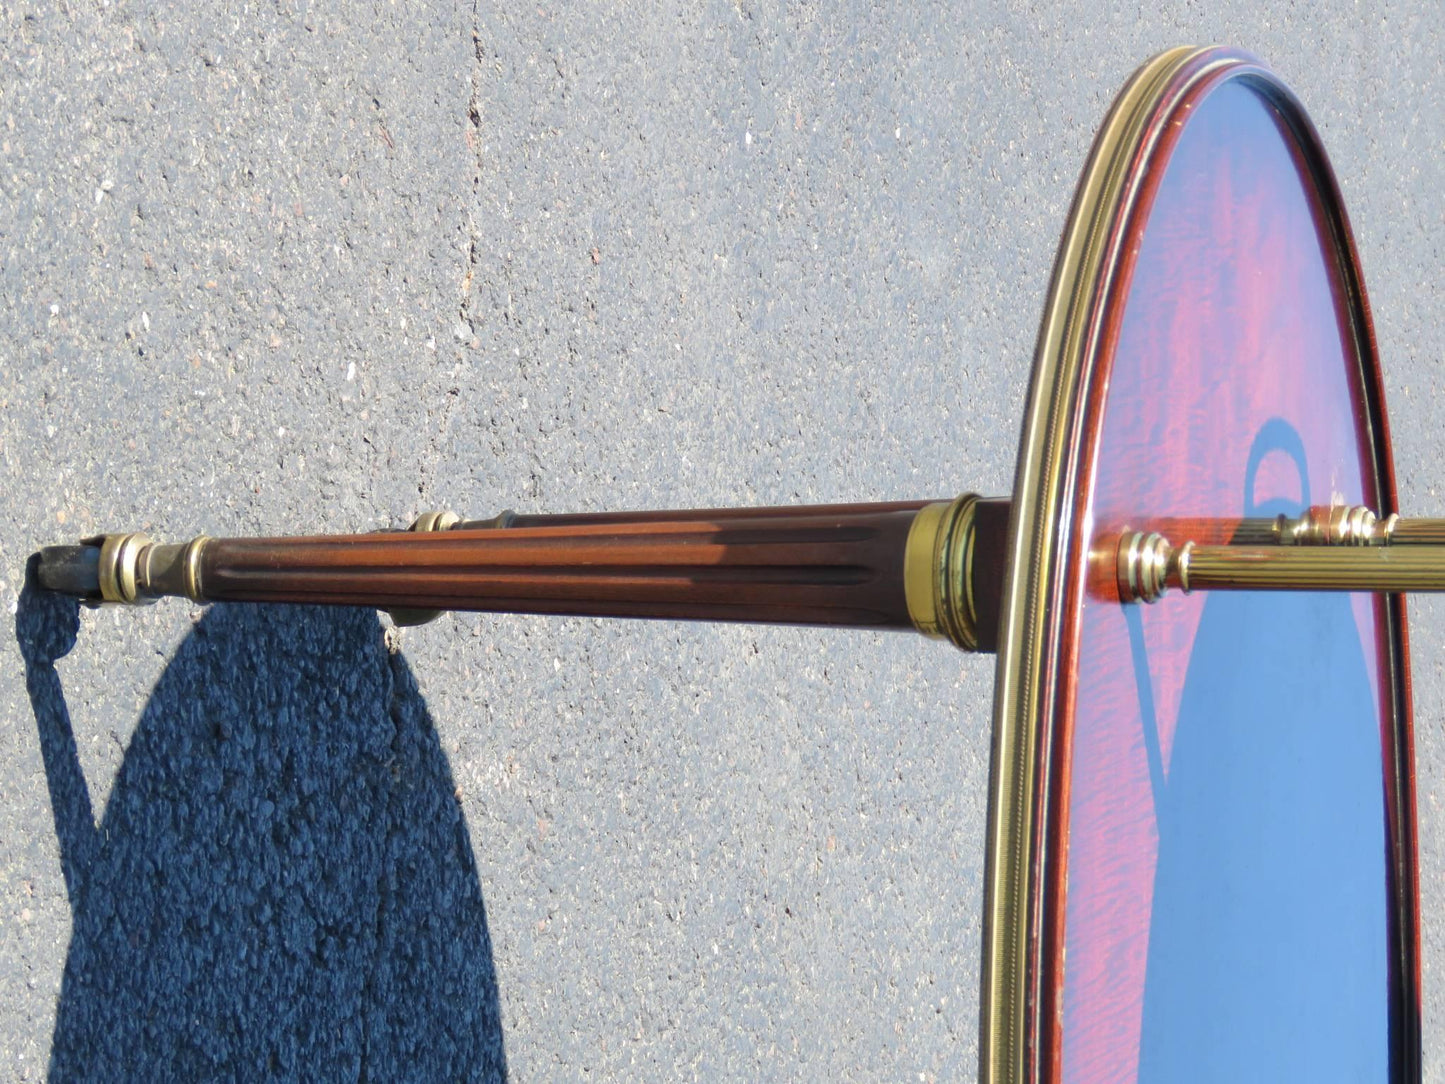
[986,45,1420,1081]
[981,46,1255,1082]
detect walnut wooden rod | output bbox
[202,505,928,628]
[41,498,1011,650]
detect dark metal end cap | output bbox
[34,545,103,601]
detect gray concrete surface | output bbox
[0,1,1440,1080]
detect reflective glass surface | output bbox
[1057,78,1395,1081]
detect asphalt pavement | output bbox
[1,2,1442,1080]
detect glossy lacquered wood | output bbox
[1026,57,1419,1083]
[192,498,1014,642]
[200,503,930,629]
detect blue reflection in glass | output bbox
[1135,506,1389,1078]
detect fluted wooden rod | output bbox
[37,498,1012,651]
[203,503,927,628]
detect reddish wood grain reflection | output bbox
[1043,69,1417,1082]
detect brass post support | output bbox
[385,510,463,627]
[903,493,982,651]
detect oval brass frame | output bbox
[986,44,1420,1081]
[976,45,1413,1082]
[983,47,1209,1081]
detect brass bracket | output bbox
[385,510,462,627]
[1269,504,1395,546]
[386,509,516,626]
[408,510,461,535]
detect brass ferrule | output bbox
[93,532,212,604]
[96,532,151,603]
[904,493,982,651]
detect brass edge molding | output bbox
[1254,65,1418,1037]
[982,45,1249,1083]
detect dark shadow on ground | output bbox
[17,573,506,1082]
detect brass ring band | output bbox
[97,532,151,604]
[904,502,949,638]
[903,493,982,651]
[182,536,211,602]
[1176,540,1193,594]
[1116,530,1174,604]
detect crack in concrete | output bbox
[416,11,487,512]
[460,14,486,339]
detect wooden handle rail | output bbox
[206,505,925,627]
[37,499,1013,652]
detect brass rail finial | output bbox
[1114,505,1437,604]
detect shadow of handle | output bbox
[16,566,98,906]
